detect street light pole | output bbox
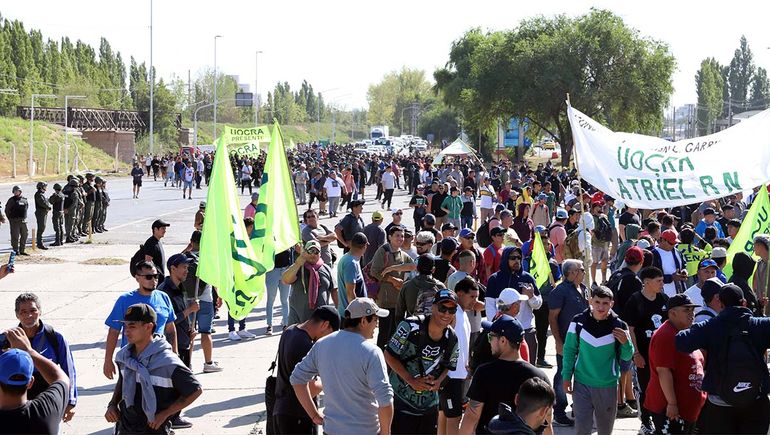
[30,94,57,177]
[255,50,262,126]
[64,95,86,172]
[149,0,154,154]
[213,35,223,140]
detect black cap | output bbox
[700,278,723,304]
[167,253,191,269]
[481,314,525,343]
[118,303,157,324]
[312,305,341,331]
[152,219,171,229]
[433,288,458,306]
[442,222,457,231]
[719,283,745,307]
[351,232,369,247]
[423,214,436,225]
[490,226,507,237]
[440,237,458,252]
[667,294,699,311]
[703,208,716,216]
[350,199,365,208]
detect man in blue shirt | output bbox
[102,261,177,380]
[14,292,77,422]
[694,208,725,239]
[337,232,369,315]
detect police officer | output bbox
[62,178,79,243]
[34,182,51,250]
[48,183,65,246]
[5,185,29,255]
[81,173,95,234]
[92,177,102,233]
[75,175,86,236]
[97,179,110,232]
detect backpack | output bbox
[400,315,452,376]
[606,268,635,295]
[477,218,493,248]
[563,230,582,260]
[362,246,390,301]
[695,309,715,319]
[129,244,145,277]
[716,324,767,407]
[574,312,622,368]
[595,215,612,242]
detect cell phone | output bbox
[0,333,6,348]
[7,251,15,272]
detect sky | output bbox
[3,0,770,111]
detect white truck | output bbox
[370,125,389,140]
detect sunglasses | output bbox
[306,248,320,255]
[487,332,500,343]
[437,304,458,314]
[137,274,159,280]
[462,235,475,240]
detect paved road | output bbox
[0,180,641,434]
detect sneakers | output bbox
[626,399,639,410]
[552,415,575,427]
[170,416,193,429]
[237,329,257,339]
[265,326,273,336]
[203,361,224,373]
[228,331,241,341]
[535,359,554,369]
[617,403,639,418]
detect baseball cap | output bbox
[442,222,458,231]
[703,207,716,216]
[536,193,547,201]
[350,199,365,208]
[534,225,547,234]
[416,253,436,273]
[661,229,679,245]
[312,305,341,331]
[351,232,369,247]
[555,208,568,219]
[700,278,723,304]
[719,283,745,307]
[152,219,171,229]
[251,192,260,201]
[403,228,413,238]
[667,294,699,311]
[167,253,191,269]
[490,226,507,237]
[304,240,321,252]
[345,298,389,319]
[199,201,206,208]
[698,259,718,270]
[118,303,158,324]
[711,247,728,259]
[591,200,603,209]
[636,239,651,250]
[495,204,506,213]
[433,288,459,306]
[459,228,475,239]
[624,246,644,264]
[372,210,384,221]
[0,349,34,386]
[498,288,529,306]
[481,314,525,344]
[392,208,403,215]
[11,185,21,193]
[440,237,459,252]
[423,214,436,225]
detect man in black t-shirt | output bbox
[274,306,340,434]
[461,315,550,434]
[0,328,70,435]
[618,207,640,242]
[622,266,668,433]
[131,163,144,199]
[144,219,171,277]
[335,200,365,254]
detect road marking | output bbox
[108,204,200,231]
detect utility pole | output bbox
[255,50,262,126]
[213,35,222,140]
[672,106,676,141]
[149,0,154,154]
[30,94,57,177]
[64,95,86,172]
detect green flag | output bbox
[198,133,265,320]
[530,233,551,288]
[723,186,770,279]
[251,122,301,273]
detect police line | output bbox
[568,105,770,208]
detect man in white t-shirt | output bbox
[380,166,397,209]
[683,258,718,307]
[240,161,253,195]
[652,229,688,297]
[323,171,344,218]
[479,177,496,221]
[183,161,195,200]
[439,277,480,434]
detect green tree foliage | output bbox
[728,35,754,112]
[367,67,436,134]
[750,67,770,111]
[263,80,325,125]
[695,58,724,134]
[434,9,675,166]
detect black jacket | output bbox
[729,252,761,315]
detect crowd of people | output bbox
[4,141,770,435]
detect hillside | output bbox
[186,121,370,148]
[0,117,129,180]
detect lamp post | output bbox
[149,0,154,154]
[316,87,342,143]
[29,94,56,177]
[213,35,223,140]
[255,50,263,126]
[64,95,86,173]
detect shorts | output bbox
[620,358,633,373]
[133,179,142,187]
[184,180,193,189]
[592,244,609,263]
[439,378,466,418]
[196,300,214,333]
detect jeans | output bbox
[553,354,568,418]
[227,314,245,332]
[266,266,290,327]
[461,215,474,229]
[296,183,306,204]
[328,196,340,216]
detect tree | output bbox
[728,35,755,112]
[695,58,724,134]
[367,67,434,134]
[750,67,770,110]
[434,9,675,166]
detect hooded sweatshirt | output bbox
[512,203,534,243]
[614,224,641,269]
[395,273,444,322]
[485,247,537,316]
[729,252,760,315]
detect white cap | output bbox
[498,288,529,306]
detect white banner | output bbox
[567,105,770,208]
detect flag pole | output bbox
[566,93,591,287]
